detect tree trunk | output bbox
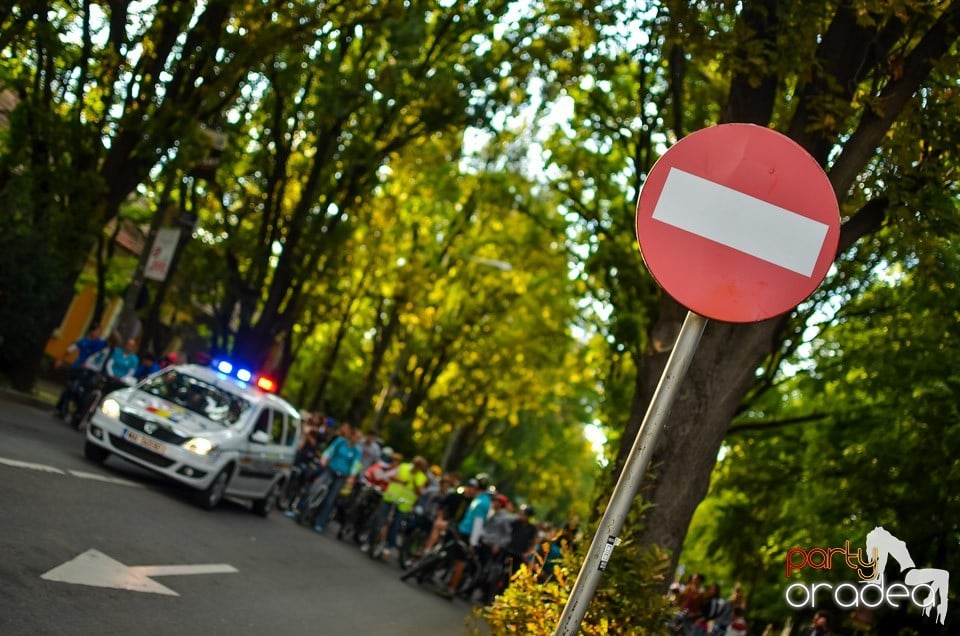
[617,297,787,581]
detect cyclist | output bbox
[133,351,160,380]
[460,493,513,603]
[69,335,138,427]
[298,424,363,534]
[498,504,539,595]
[357,429,382,472]
[363,447,400,491]
[436,474,493,600]
[281,427,322,512]
[367,455,429,560]
[422,473,465,554]
[506,504,539,574]
[103,338,140,390]
[53,326,107,419]
[407,472,450,547]
[336,447,397,542]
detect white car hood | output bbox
[123,391,234,438]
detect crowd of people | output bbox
[281,416,576,605]
[54,326,581,607]
[670,573,750,635]
[53,326,182,426]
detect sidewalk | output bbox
[0,378,61,411]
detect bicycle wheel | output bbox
[74,387,102,432]
[399,523,429,570]
[277,470,301,511]
[400,549,444,583]
[457,553,483,594]
[337,492,367,541]
[353,492,381,544]
[300,478,330,527]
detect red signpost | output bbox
[636,123,840,322]
[555,124,841,636]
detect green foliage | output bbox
[481,505,674,634]
[682,229,960,629]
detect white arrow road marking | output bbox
[652,168,830,276]
[41,549,238,596]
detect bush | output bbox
[476,529,674,635]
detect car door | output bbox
[229,406,285,497]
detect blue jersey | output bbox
[458,492,492,537]
[72,337,107,368]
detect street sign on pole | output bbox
[636,123,840,323]
[144,227,182,282]
[554,124,840,635]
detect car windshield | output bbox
[139,370,251,426]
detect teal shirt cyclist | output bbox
[458,490,492,546]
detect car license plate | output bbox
[123,429,167,454]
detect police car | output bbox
[83,362,301,515]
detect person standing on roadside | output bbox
[798,611,831,636]
[357,429,382,472]
[103,338,140,390]
[437,475,493,600]
[305,424,363,534]
[54,326,107,418]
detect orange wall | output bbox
[45,287,122,362]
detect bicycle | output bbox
[71,372,132,431]
[336,481,383,544]
[397,510,433,570]
[295,470,333,528]
[399,527,481,591]
[365,499,404,560]
[278,457,321,511]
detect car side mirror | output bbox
[250,430,270,445]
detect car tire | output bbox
[252,480,279,517]
[197,467,230,510]
[83,440,109,464]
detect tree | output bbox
[168,0,562,380]
[0,0,327,388]
[681,224,960,630]
[539,0,960,586]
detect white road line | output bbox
[0,456,141,488]
[651,168,830,276]
[68,470,143,488]
[0,457,65,474]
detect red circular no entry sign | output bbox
[636,124,840,323]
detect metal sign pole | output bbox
[554,310,709,636]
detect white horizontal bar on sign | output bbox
[651,168,829,277]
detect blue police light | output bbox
[209,359,273,391]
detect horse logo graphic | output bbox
[864,526,949,625]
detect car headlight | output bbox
[100,399,121,419]
[183,437,219,457]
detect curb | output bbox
[0,388,57,411]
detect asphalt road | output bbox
[0,398,483,636]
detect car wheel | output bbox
[197,467,230,510]
[252,480,279,517]
[83,440,109,464]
